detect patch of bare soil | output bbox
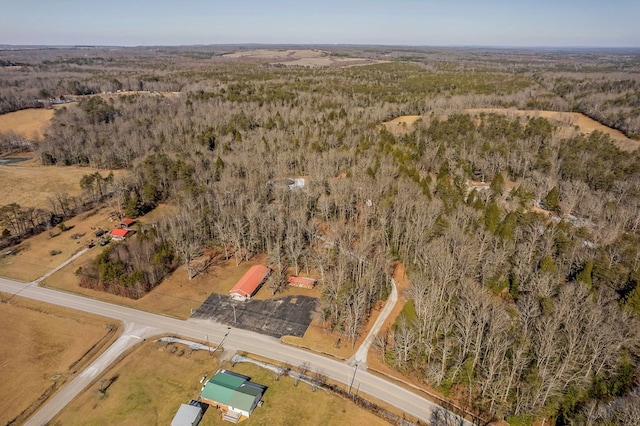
[466,108,640,151]
[0,294,118,425]
[382,115,422,135]
[0,108,54,140]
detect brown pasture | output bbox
[0,157,125,210]
[466,108,640,151]
[51,341,391,426]
[0,108,54,140]
[0,294,118,425]
[383,109,640,152]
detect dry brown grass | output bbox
[0,205,120,281]
[465,108,640,151]
[223,49,384,68]
[0,108,54,140]
[0,157,125,210]
[0,294,118,425]
[51,341,391,426]
[384,109,640,152]
[382,115,422,135]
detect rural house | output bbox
[110,227,133,240]
[229,265,271,301]
[199,370,266,422]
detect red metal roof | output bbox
[287,276,317,289]
[121,218,136,227]
[111,228,129,238]
[230,265,271,298]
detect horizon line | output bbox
[1,43,639,51]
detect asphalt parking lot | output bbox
[191,294,317,338]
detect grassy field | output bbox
[0,157,125,210]
[0,205,119,281]
[466,108,640,151]
[0,108,54,140]
[384,109,640,152]
[0,294,118,425]
[50,341,391,426]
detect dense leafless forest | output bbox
[2,45,640,424]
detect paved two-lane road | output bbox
[0,276,472,426]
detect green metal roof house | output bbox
[200,370,266,422]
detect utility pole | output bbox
[211,328,231,356]
[348,362,359,394]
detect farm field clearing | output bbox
[0,293,118,426]
[465,108,640,151]
[0,108,54,140]
[0,157,125,210]
[383,109,640,152]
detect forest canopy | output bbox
[2,45,640,424]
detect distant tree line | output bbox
[2,47,640,423]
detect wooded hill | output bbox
[1,46,640,424]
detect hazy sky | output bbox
[1,0,638,47]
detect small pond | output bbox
[0,157,29,165]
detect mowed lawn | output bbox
[51,341,390,426]
[0,294,118,426]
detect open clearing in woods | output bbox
[0,108,54,140]
[0,156,125,210]
[0,294,118,426]
[383,109,640,152]
[466,108,640,151]
[224,48,384,67]
[51,341,391,426]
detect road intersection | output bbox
[0,274,473,426]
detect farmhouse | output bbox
[110,227,133,240]
[229,265,271,301]
[287,276,317,289]
[200,370,266,422]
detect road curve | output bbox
[0,276,473,426]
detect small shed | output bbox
[287,276,317,289]
[230,265,272,301]
[171,401,204,426]
[121,218,136,228]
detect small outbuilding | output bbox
[229,265,271,301]
[287,276,317,289]
[120,218,136,228]
[171,400,205,426]
[200,370,266,422]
